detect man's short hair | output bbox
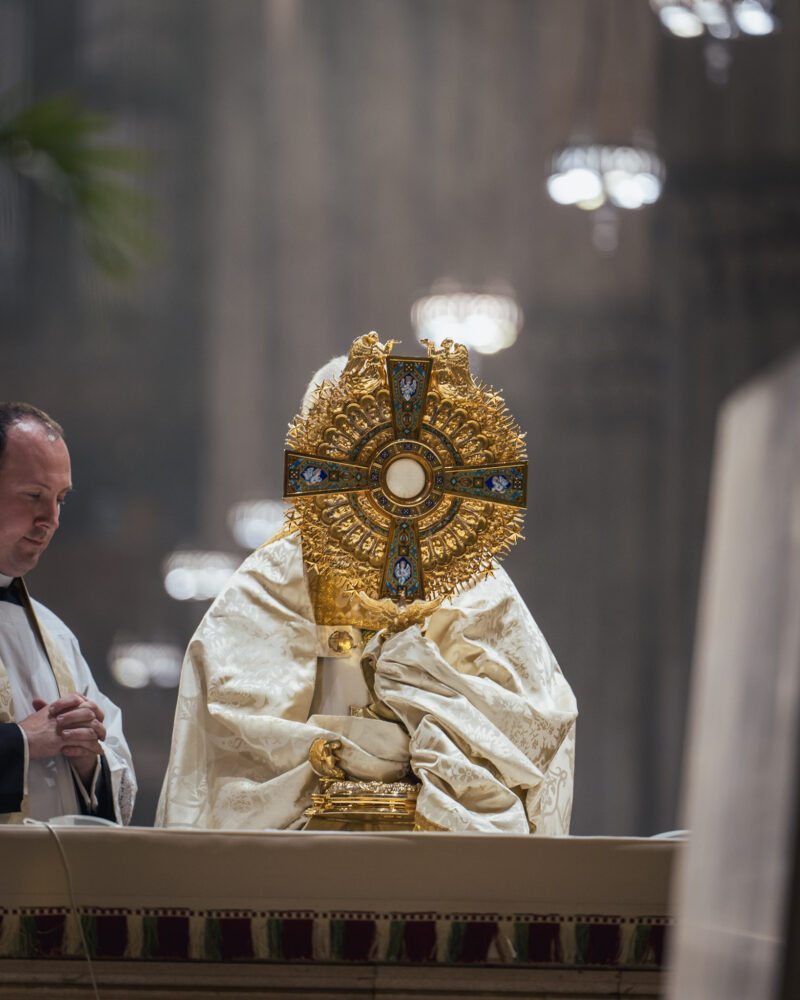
[0,402,65,469]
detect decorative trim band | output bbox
[0,908,671,966]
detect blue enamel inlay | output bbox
[393,558,412,584]
[398,375,418,401]
[442,465,526,505]
[485,474,511,494]
[389,358,431,441]
[301,466,328,485]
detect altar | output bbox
[0,827,675,999]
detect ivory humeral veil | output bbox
[156,335,577,833]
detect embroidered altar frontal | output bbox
[0,827,675,999]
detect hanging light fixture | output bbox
[650,0,777,38]
[545,4,666,253]
[108,641,183,689]
[227,499,285,549]
[650,1,778,85]
[162,550,239,601]
[546,144,666,253]
[546,144,665,212]
[410,284,523,356]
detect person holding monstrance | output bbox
[156,334,577,834]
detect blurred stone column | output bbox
[202,1,273,547]
[667,350,800,1000]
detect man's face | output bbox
[0,420,72,577]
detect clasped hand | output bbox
[19,693,106,785]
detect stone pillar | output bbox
[667,349,800,999]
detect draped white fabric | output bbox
[157,532,577,834]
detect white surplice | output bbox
[156,531,577,834]
[0,572,136,823]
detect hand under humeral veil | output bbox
[156,530,577,833]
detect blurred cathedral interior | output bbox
[1,0,798,837]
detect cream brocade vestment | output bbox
[156,531,577,834]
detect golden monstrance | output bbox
[283,332,529,829]
[283,332,528,608]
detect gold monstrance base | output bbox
[304,780,419,831]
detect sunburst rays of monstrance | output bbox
[283,333,527,609]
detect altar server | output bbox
[0,403,136,823]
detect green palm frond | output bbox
[0,92,157,281]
